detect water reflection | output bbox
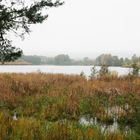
[79,116,131,134]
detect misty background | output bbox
[12,0,140,59]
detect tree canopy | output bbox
[0,0,63,64]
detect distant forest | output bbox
[18,54,140,67]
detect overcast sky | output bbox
[13,0,140,59]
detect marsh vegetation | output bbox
[0,72,139,140]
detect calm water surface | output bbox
[0,65,131,76]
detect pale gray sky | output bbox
[13,0,140,59]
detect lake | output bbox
[0,65,131,77]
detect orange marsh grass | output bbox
[0,73,139,139]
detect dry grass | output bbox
[0,73,139,139]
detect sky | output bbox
[13,0,140,59]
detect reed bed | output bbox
[0,73,139,140]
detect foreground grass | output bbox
[0,112,138,140]
[0,73,140,140]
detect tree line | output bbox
[18,54,140,67]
